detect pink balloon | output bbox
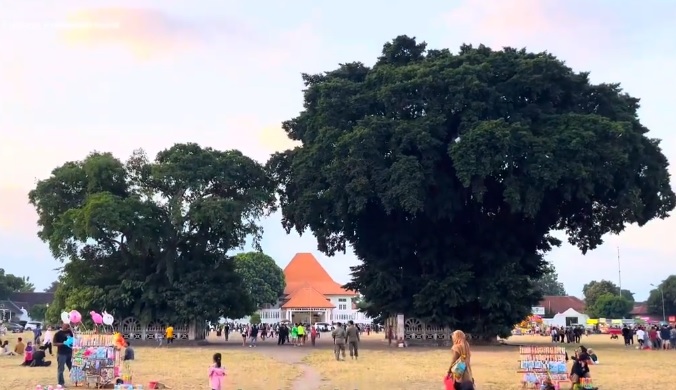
[69,310,82,324]
[90,311,103,325]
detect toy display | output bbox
[517,346,569,389]
[70,333,121,387]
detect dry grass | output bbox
[304,333,676,389]
[0,332,301,389]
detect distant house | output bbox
[0,292,54,321]
[539,296,586,315]
[236,253,372,324]
[630,302,648,317]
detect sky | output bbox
[1,0,675,301]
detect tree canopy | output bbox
[233,252,286,309]
[29,304,49,321]
[32,143,275,324]
[583,280,634,311]
[535,263,566,296]
[586,293,633,319]
[0,269,35,299]
[647,275,676,319]
[268,36,675,337]
[44,281,60,293]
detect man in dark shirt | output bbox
[52,323,74,386]
[249,325,259,347]
[123,341,135,361]
[660,326,671,350]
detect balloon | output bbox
[90,311,103,325]
[69,310,82,324]
[112,332,126,349]
[60,312,70,324]
[102,311,114,326]
[64,336,74,348]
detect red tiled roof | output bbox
[283,253,357,296]
[282,285,336,309]
[630,303,648,315]
[539,296,585,314]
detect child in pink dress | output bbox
[208,353,226,390]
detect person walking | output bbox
[346,321,360,359]
[310,325,318,346]
[52,323,74,388]
[43,326,54,356]
[249,324,258,347]
[297,324,305,346]
[332,322,347,361]
[33,324,42,345]
[447,330,474,390]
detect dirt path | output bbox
[257,345,325,390]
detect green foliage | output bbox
[234,252,285,311]
[535,263,566,296]
[44,281,60,293]
[249,312,261,324]
[268,36,675,337]
[0,269,35,299]
[29,304,49,321]
[29,143,276,324]
[586,293,632,318]
[354,296,369,311]
[583,280,634,310]
[647,275,676,318]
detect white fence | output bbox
[224,309,372,325]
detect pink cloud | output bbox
[440,1,612,62]
[257,125,301,153]
[58,8,203,59]
[0,186,37,233]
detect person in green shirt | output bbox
[297,324,305,346]
[291,324,298,346]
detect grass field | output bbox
[3,331,675,389]
[0,331,301,389]
[303,333,676,389]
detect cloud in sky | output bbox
[56,7,259,60]
[59,8,198,59]
[0,187,37,232]
[1,1,675,299]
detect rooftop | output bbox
[283,253,356,296]
[281,285,336,309]
[539,296,585,314]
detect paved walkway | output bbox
[207,336,331,389]
[258,344,324,390]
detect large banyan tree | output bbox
[267,36,675,337]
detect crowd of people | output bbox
[623,323,676,349]
[210,321,376,350]
[0,323,55,368]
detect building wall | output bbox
[326,295,353,311]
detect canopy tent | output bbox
[550,308,589,327]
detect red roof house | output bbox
[539,296,585,315]
[281,253,356,310]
